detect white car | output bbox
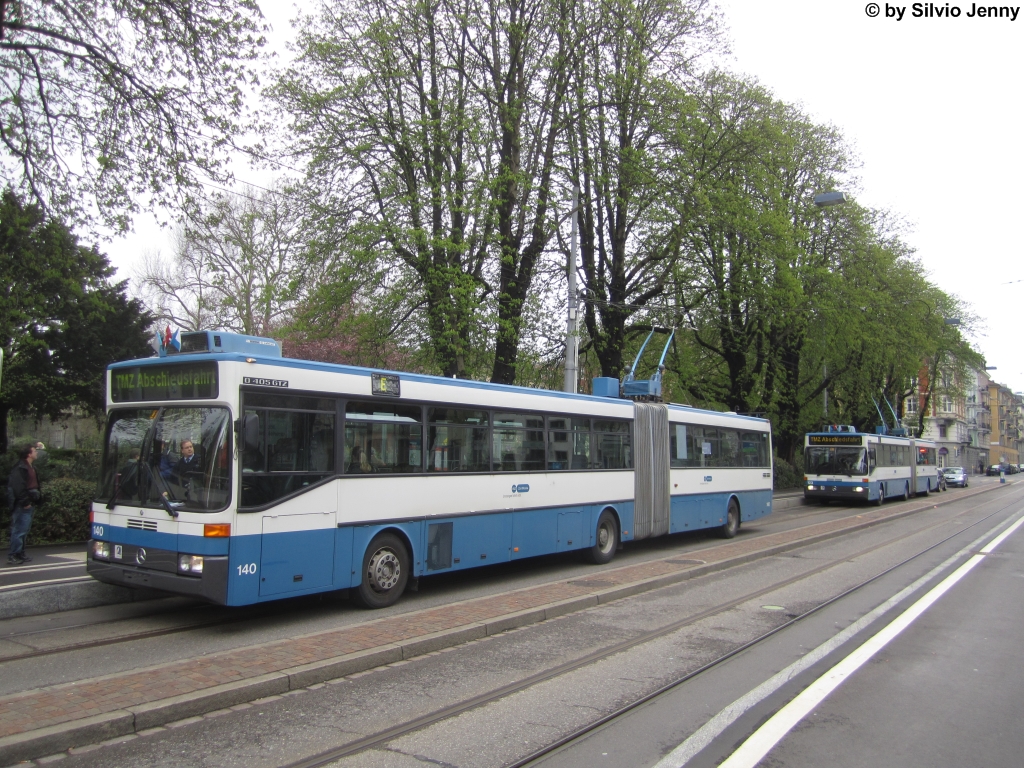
[941,466,968,488]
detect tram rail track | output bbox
[0,492,987,667]
[275,495,1018,768]
[0,495,937,663]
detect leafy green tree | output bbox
[0,191,152,450]
[272,0,576,383]
[664,74,805,416]
[272,0,493,379]
[0,0,266,231]
[568,0,721,379]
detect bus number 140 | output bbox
[237,562,257,576]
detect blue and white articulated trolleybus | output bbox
[88,331,774,608]
[803,425,940,506]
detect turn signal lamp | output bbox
[204,523,231,537]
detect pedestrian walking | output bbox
[7,443,41,565]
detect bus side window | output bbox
[242,411,264,472]
[868,447,876,471]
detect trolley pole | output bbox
[563,186,580,394]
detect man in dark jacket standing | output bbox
[7,443,40,565]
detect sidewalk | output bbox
[0,480,1011,764]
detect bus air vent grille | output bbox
[127,519,158,531]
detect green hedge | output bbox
[773,453,804,491]
[27,478,94,543]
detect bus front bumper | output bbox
[804,484,871,501]
[87,542,229,605]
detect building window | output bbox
[938,424,947,438]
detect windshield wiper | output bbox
[106,460,142,510]
[160,492,181,518]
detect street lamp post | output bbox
[563,186,581,393]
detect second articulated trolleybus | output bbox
[88,331,773,608]
[803,425,940,506]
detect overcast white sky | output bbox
[104,0,1024,392]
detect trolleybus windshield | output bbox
[97,407,232,512]
[805,445,868,476]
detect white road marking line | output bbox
[49,552,88,562]
[0,562,87,576]
[655,510,1024,768]
[719,514,1024,768]
[0,576,92,592]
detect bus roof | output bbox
[109,350,771,426]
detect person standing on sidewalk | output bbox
[7,443,41,565]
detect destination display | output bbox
[807,434,863,446]
[110,362,218,402]
[372,373,401,397]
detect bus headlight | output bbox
[93,541,111,560]
[853,486,864,492]
[807,485,816,491]
[178,554,204,574]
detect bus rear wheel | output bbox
[585,510,619,565]
[354,533,409,609]
[718,499,740,539]
[875,486,884,506]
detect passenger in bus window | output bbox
[369,445,386,470]
[349,446,373,474]
[154,440,174,480]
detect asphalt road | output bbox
[740,510,1024,768]
[537,483,1024,768]
[22,479,1018,768]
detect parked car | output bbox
[942,466,968,488]
[987,464,1004,476]
[1008,464,1020,475]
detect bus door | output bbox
[258,491,338,596]
[909,439,917,493]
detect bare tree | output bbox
[137,182,311,336]
[0,0,266,232]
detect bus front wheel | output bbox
[585,510,619,565]
[354,533,409,609]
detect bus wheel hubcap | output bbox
[598,525,611,551]
[368,550,400,591]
